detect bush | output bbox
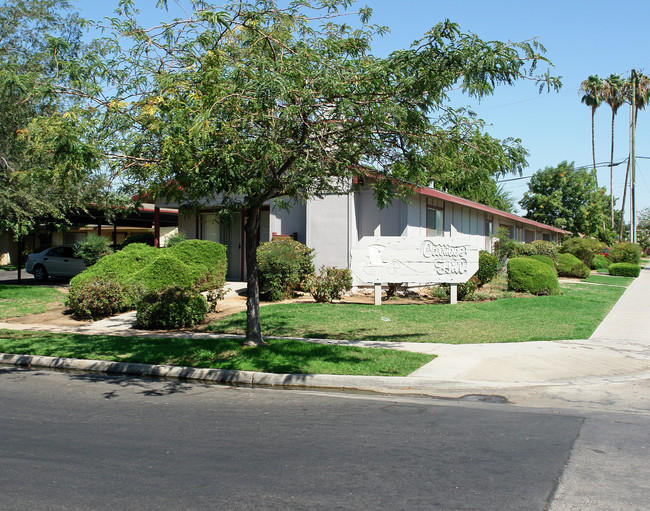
[74,234,113,267]
[609,242,642,265]
[164,230,187,248]
[132,255,201,291]
[608,262,641,277]
[70,243,160,289]
[493,227,519,262]
[166,239,227,291]
[66,280,146,320]
[257,239,315,301]
[122,232,155,247]
[476,251,499,285]
[136,286,208,329]
[458,276,480,300]
[304,266,353,302]
[527,240,559,260]
[507,257,559,295]
[559,237,605,269]
[528,254,555,269]
[556,253,591,279]
[592,254,610,270]
[68,239,227,320]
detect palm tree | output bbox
[602,74,626,228]
[619,71,650,240]
[580,75,603,185]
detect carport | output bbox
[5,205,178,282]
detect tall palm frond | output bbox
[602,74,625,227]
[580,74,603,183]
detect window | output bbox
[200,213,220,242]
[470,210,479,235]
[426,198,444,237]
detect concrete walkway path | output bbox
[2,272,650,390]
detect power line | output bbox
[496,157,638,183]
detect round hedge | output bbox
[136,286,208,329]
[556,253,590,279]
[507,257,559,295]
[528,254,556,269]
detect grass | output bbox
[584,274,634,286]
[0,284,66,320]
[0,265,21,271]
[206,283,626,344]
[0,330,433,376]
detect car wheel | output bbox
[33,265,49,281]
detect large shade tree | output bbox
[520,161,612,240]
[0,0,128,240]
[31,0,561,345]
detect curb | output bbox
[4,352,650,393]
[0,352,419,391]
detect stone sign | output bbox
[350,236,479,285]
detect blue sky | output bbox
[75,0,650,217]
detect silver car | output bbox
[25,245,86,281]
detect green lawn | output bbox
[584,274,634,286]
[0,330,433,376]
[0,284,66,320]
[206,283,625,343]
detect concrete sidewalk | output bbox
[2,271,650,391]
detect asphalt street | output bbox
[1,367,585,511]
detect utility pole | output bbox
[630,69,637,243]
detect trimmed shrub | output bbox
[131,255,201,291]
[608,262,641,277]
[304,266,353,303]
[257,239,315,301]
[592,254,610,270]
[66,280,146,320]
[74,234,113,267]
[68,240,227,319]
[121,232,155,247]
[559,237,605,269]
[136,286,208,329]
[166,239,227,291]
[556,253,591,279]
[507,257,559,295]
[70,243,160,288]
[609,242,642,265]
[476,251,499,285]
[528,254,555,269]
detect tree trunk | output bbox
[591,110,598,186]
[243,204,266,346]
[619,158,630,242]
[610,111,615,228]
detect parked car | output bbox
[599,247,611,258]
[25,245,86,281]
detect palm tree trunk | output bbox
[610,110,615,228]
[591,109,598,186]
